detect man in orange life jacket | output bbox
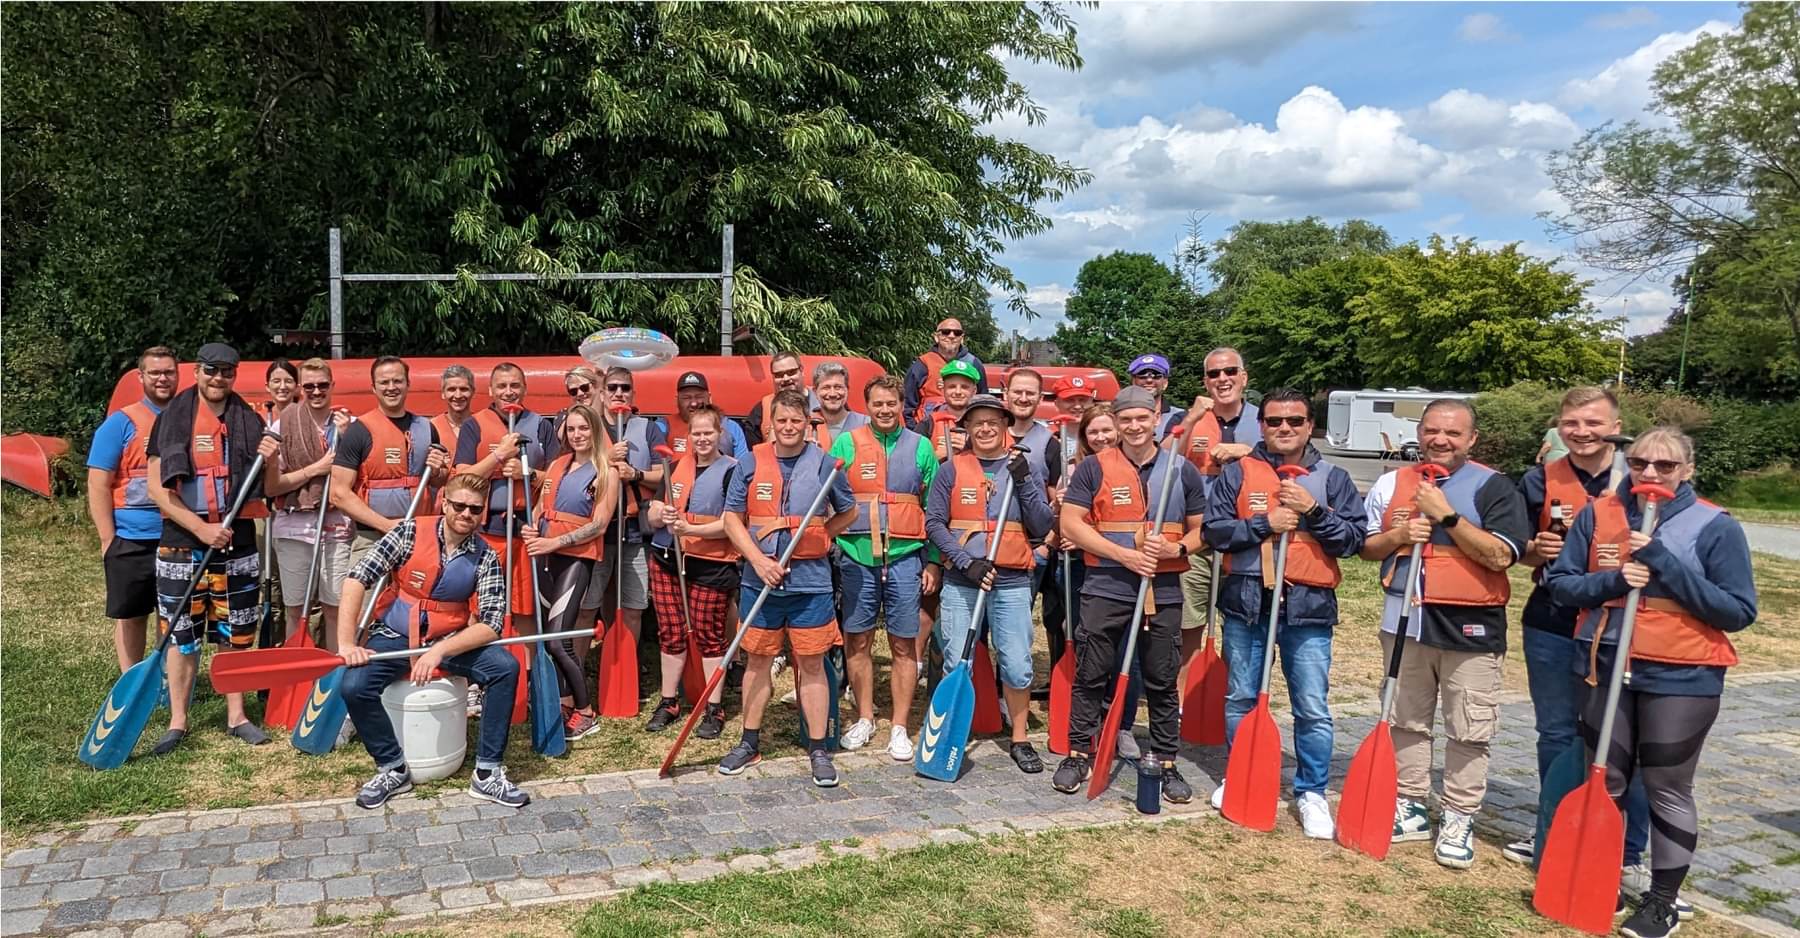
[742,350,823,447]
[1502,385,1652,873]
[1051,386,1208,797]
[1036,373,1101,672]
[455,363,557,637]
[666,371,748,458]
[903,318,986,429]
[88,345,180,673]
[431,364,476,455]
[1202,388,1366,838]
[1359,398,1530,869]
[145,343,273,753]
[331,356,451,573]
[578,366,669,676]
[335,473,529,810]
[718,389,857,787]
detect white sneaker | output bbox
[1435,809,1476,869]
[917,660,927,686]
[886,726,914,761]
[1211,783,1226,811]
[1296,791,1335,840]
[771,654,788,677]
[840,718,875,751]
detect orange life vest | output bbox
[1224,458,1341,588]
[537,454,605,561]
[181,404,269,522]
[912,350,950,424]
[745,443,833,560]
[110,402,158,511]
[355,410,432,517]
[1082,447,1186,573]
[845,426,928,546]
[1584,494,1738,668]
[1540,455,1604,531]
[1380,463,1510,607]
[947,452,1035,570]
[375,519,480,647]
[456,408,528,511]
[1182,409,1226,477]
[668,455,741,563]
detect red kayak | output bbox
[1,433,71,497]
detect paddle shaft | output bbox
[953,468,1020,664]
[612,409,628,623]
[1255,532,1293,688]
[658,454,697,640]
[1586,497,1663,772]
[1058,422,1074,645]
[519,446,546,634]
[1376,543,1425,721]
[1111,440,1187,678]
[1203,547,1220,641]
[504,408,519,627]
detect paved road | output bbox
[6,674,1797,937]
[1745,523,1800,561]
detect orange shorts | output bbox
[737,588,840,657]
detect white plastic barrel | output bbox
[380,676,469,782]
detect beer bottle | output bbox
[1547,499,1569,537]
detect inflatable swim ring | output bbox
[579,328,678,372]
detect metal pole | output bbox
[720,224,735,356]
[1676,300,1694,392]
[328,228,344,360]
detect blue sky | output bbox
[988,2,1740,340]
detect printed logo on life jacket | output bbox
[1249,491,1270,513]
[671,482,686,501]
[958,486,979,506]
[673,437,688,453]
[1595,543,1623,569]
[1109,486,1133,506]
[406,569,429,591]
[1389,506,1415,527]
[195,434,216,454]
[1190,435,1212,453]
[859,461,878,482]
[1461,623,1486,638]
[383,447,403,465]
[754,482,774,501]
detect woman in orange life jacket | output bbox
[522,403,618,742]
[1543,428,1757,938]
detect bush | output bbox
[1471,382,1559,475]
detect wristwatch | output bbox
[1176,542,1190,559]
[1440,512,1461,529]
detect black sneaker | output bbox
[643,697,681,732]
[809,749,839,788]
[718,740,761,776]
[356,766,413,810]
[1051,754,1090,793]
[469,766,530,808]
[1161,761,1193,804]
[1620,896,1680,938]
[696,704,726,740]
[1010,741,1044,774]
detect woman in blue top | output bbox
[1543,427,1757,938]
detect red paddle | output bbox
[1220,462,1309,830]
[214,627,599,694]
[1087,426,1186,800]
[653,444,708,705]
[266,417,347,730]
[1335,463,1448,857]
[1047,415,1079,755]
[500,404,530,727]
[970,643,1004,734]
[1179,550,1226,745]
[1535,482,1674,934]
[597,403,641,717]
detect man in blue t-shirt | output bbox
[87,346,179,672]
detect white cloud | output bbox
[1458,13,1518,43]
[1587,6,1659,31]
[1076,3,1362,77]
[1412,89,1581,150]
[1560,21,1735,119]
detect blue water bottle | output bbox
[1136,759,1163,814]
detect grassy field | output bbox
[1717,463,1800,525]
[339,821,1754,938]
[4,490,1797,835]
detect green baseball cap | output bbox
[939,359,982,384]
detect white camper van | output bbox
[1325,388,1477,458]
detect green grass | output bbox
[1717,463,1800,524]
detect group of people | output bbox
[88,326,1756,938]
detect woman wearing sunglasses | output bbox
[522,403,618,742]
[1544,427,1758,938]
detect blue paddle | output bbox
[519,445,567,757]
[291,453,440,755]
[915,462,1020,783]
[80,430,280,770]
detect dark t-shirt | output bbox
[146,411,259,551]
[1417,474,1531,653]
[332,412,441,474]
[1062,451,1208,610]
[1518,460,1626,638]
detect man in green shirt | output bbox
[830,374,940,760]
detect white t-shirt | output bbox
[1361,469,1418,639]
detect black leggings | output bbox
[1580,684,1720,900]
[537,553,594,711]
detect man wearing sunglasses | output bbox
[455,363,557,640]
[1202,389,1366,838]
[144,342,273,753]
[88,346,179,673]
[332,357,450,573]
[1359,398,1530,869]
[336,473,529,810]
[263,359,356,656]
[903,318,987,430]
[580,367,669,676]
[743,350,823,447]
[1124,353,1186,441]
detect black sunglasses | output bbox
[1133,371,1166,380]
[301,382,331,392]
[566,383,592,397]
[604,383,633,392]
[443,500,485,515]
[1626,457,1684,475]
[200,363,237,377]
[1207,366,1242,379]
[1263,415,1309,428]
[938,328,964,337]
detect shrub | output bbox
[1471,382,1560,475]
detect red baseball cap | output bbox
[1051,374,1100,400]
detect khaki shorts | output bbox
[1179,548,1218,630]
[275,536,352,607]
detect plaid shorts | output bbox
[649,560,729,657]
[156,545,261,655]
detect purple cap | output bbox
[1127,354,1170,376]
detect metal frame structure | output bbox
[326,224,736,359]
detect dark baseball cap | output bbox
[196,343,240,367]
[677,371,709,391]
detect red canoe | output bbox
[1,433,72,497]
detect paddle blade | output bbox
[291,666,350,755]
[508,629,530,726]
[1533,767,1625,935]
[1535,743,1587,869]
[597,616,640,718]
[658,664,731,777]
[915,661,975,782]
[1085,678,1131,800]
[680,648,707,708]
[1334,720,1397,859]
[971,642,1003,735]
[1047,653,1075,755]
[529,640,568,757]
[261,624,319,728]
[209,642,340,695]
[78,650,166,770]
[1221,695,1281,831]
[1180,636,1227,746]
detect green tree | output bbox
[1543,2,1800,369]
[1224,255,1379,393]
[1,3,1087,438]
[1207,216,1392,299]
[1348,236,1615,389]
[1052,251,1209,400]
